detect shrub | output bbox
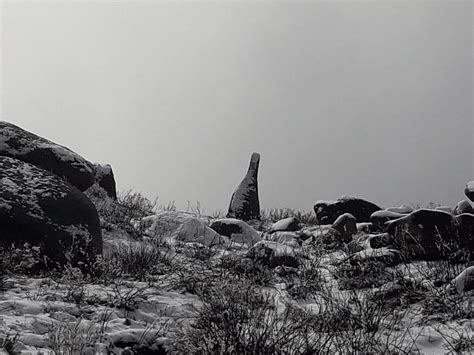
[175,281,328,354]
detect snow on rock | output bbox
[210,218,261,246]
[268,217,300,233]
[435,206,453,213]
[453,266,474,292]
[385,205,413,214]
[0,121,95,191]
[265,231,300,247]
[227,152,261,221]
[143,211,226,247]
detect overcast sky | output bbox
[1,1,472,213]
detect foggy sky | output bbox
[1,1,472,214]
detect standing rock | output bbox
[0,121,95,191]
[313,196,381,224]
[94,163,117,200]
[386,209,460,260]
[210,218,261,246]
[465,182,474,202]
[227,152,260,221]
[0,156,102,267]
[268,217,300,233]
[332,213,357,242]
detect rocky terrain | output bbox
[0,121,472,354]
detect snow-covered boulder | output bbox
[385,205,413,214]
[332,213,357,242]
[266,231,300,247]
[464,181,474,202]
[227,152,260,221]
[0,121,95,191]
[94,163,117,200]
[247,240,299,268]
[268,217,300,233]
[313,196,381,224]
[452,199,473,215]
[386,209,460,260]
[143,211,226,247]
[0,156,102,266]
[370,210,406,231]
[453,266,474,292]
[209,218,261,246]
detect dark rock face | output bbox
[227,152,260,221]
[452,200,473,215]
[332,213,357,242]
[465,182,474,202]
[0,121,95,191]
[0,156,102,267]
[313,197,382,225]
[370,210,407,232]
[386,209,460,260]
[455,213,474,254]
[94,163,117,200]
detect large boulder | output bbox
[143,211,226,247]
[370,210,407,231]
[94,163,117,200]
[332,213,357,242]
[0,121,95,191]
[465,182,474,202]
[227,152,261,221]
[268,217,300,233]
[209,218,261,246]
[313,196,382,224]
[0,156,102,267]
[386,209,460,260]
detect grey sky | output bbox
[1,1,472,214]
